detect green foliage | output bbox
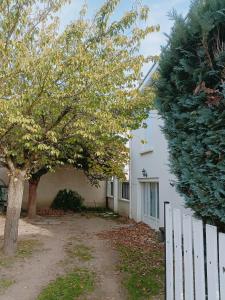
[156,0,225,228]
[0,0,156,181]
[37,269,94,300]
[51,189,84,212]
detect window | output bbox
[121,182,129,200]
[110,181,114,197]
[107,180,114,197]
[143,182,159,219]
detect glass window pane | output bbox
[147,183,150,217]
[157,183,159,218]
[142,182,159,219]
[143,184,147,215]
[122,182,129,199]
[110,182,114,196]
[150,182,156,217]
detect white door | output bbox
[142,182,159,229]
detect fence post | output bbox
[193,218,206,300]
[219,233,225,300]
[164,202,173,300]
[183,214,194,300]
[206,224,219,300]
[173,208,183,300]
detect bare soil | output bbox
[0,214,127,300]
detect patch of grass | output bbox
[67,244,93,261]
[80,207,119,218]
[0,255,13,268]
[17,239,42,258]
[118,245,164,300]
[0,239,42,268]
[81,206,110,213]
[0,278,14,294]
[37,268,94,300]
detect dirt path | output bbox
[0,214,127,300]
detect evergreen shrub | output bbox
[156,0,225,228]
[51,189,84,212]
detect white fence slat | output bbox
[193,219,206,300]
[183,215,194,300]
[165,204,174,300]
[173,209,183,300]
[219,233,225,300]
[206,225,219,300]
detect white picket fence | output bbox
[165,203,225,300]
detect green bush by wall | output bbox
[51,189,84,212]
[156,0,225,228]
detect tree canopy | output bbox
[0,0,157,178]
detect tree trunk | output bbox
[27,178,40,219]
[3,169,26,256]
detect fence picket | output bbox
[165,203,174,300]
[193,218,205,300]
[206,224,219,300]
[173,208,183,300]
[165,206,224,300]
[183,215,194,300]
[219,233,225,300]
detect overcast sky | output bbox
[59,0,191,75]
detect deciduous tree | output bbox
[0,0,156,255]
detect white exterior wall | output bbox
[130,110,190,229]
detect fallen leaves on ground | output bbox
[98,222,163,253]
[98,222,164,299]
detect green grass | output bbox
[17,239,42,258]
[0,239,42,268]
[0,278,14,294]
[37,269,94,300]
[118,245,164,300]
[66,243,93,262]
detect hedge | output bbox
[156,0,225,229]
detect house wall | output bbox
[118,199,129,217]
[0,166,106,209]
[106,180,130,217]
[130,110,190,229]
[107,197,114,211]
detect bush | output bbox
[156,0,225,228]
[51,189,84,212]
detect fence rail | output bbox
[165,203,225,300]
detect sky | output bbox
[58,0,191,75]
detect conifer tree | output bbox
[156,0,225,229]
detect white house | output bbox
[108,64,190,230]
[129,110,188,230]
